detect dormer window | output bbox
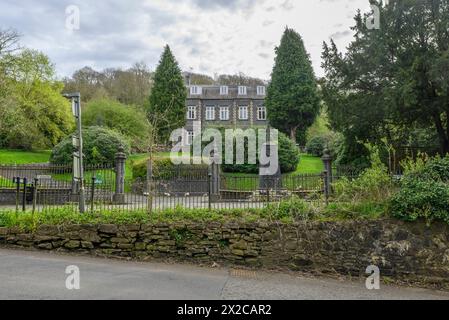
[190,86,202,95]
[220,86,228,95]
[238,86,247,96]
[257,86,266,95]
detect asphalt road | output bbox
[0,249,448,300]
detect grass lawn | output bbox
[0,150,51,165]
[295,154,324,174]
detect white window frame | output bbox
[187,131,194,146]
[190,86,202,95]
[219,107,230,121]
[220,86,228,95]
[205,106,215,121]
[238,86,247,96]
[257,86,266,96]
[257,106,267,120]
[238,106,248,120]
[187,106,196,120]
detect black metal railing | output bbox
[0,163,335,213]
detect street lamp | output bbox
[63,92,85,213]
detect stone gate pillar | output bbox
[113,146,127,204]
[321,148,333,195]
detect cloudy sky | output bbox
[0,0,372,80]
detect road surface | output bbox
[0,249,448,300]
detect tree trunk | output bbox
[290,126,298,145]
[433,113,449,155]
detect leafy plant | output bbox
[390,155,449,225]
[50,126,130,165]
[333,148,394,203]
[83,99,151,152]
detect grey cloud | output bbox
[330,30,351,39]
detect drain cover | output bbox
[230,269,258,279]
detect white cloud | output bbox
[0,0,370,79]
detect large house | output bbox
[185,85,268,144]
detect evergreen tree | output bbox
[266,27,320,144]
[148,45,187,143]
[322,0,449,156]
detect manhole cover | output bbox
[230,269,258,279]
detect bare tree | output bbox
[145,105,174,214]
[0,28,21,56]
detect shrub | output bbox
[50,126,130,165]
[132,157,209,179]
[389,155,449,224]
[390,178,449,224]
[222,130,300,174]
[306,135,327,157]
[265,197,314,221]
[333,149,394,203]
[83,99,151,152]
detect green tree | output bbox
[0,49,74,149]
[266,27,320,143]
[148,45,187,143]
[83,98,151,151]
[322,0,449,157]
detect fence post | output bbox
[208,170,212,211]
[209,155,220,202]
[91,175,96,213]
[113,146,127,204]
[32,178,38,215]
[322,170,329,206]
[321,148,333,195]
[14,177,20,213]
[22,177,27,212]
[147,159,153,214]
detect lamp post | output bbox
[63,92,85,213]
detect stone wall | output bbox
[1,219,448,287]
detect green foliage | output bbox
[148,45,187,143]
[50,126,130,165]
[333,149,394,203]
[321,201,387,221]
[0,49,74,150]
[322,1,449,157]
[390,156,449,225]
[266,27,320,143]
[334,136,371,171]
[265,197,314,222]
[132,157,209,179]
[0,149,50,164]
[221,130,300,174]
[306,136,327,157]
[83,98,150,151]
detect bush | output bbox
[222,130,300,174]
[334,136,371,172]
[389,156,449,224]
[265,197,314,221]
[50,126,130,165]
[132,157,209,179]
[83,99,150,152]
[306,136,327,157]
[333,149,394,203]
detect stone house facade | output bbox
[184,85,268,144]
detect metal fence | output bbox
[0,162,337,213]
